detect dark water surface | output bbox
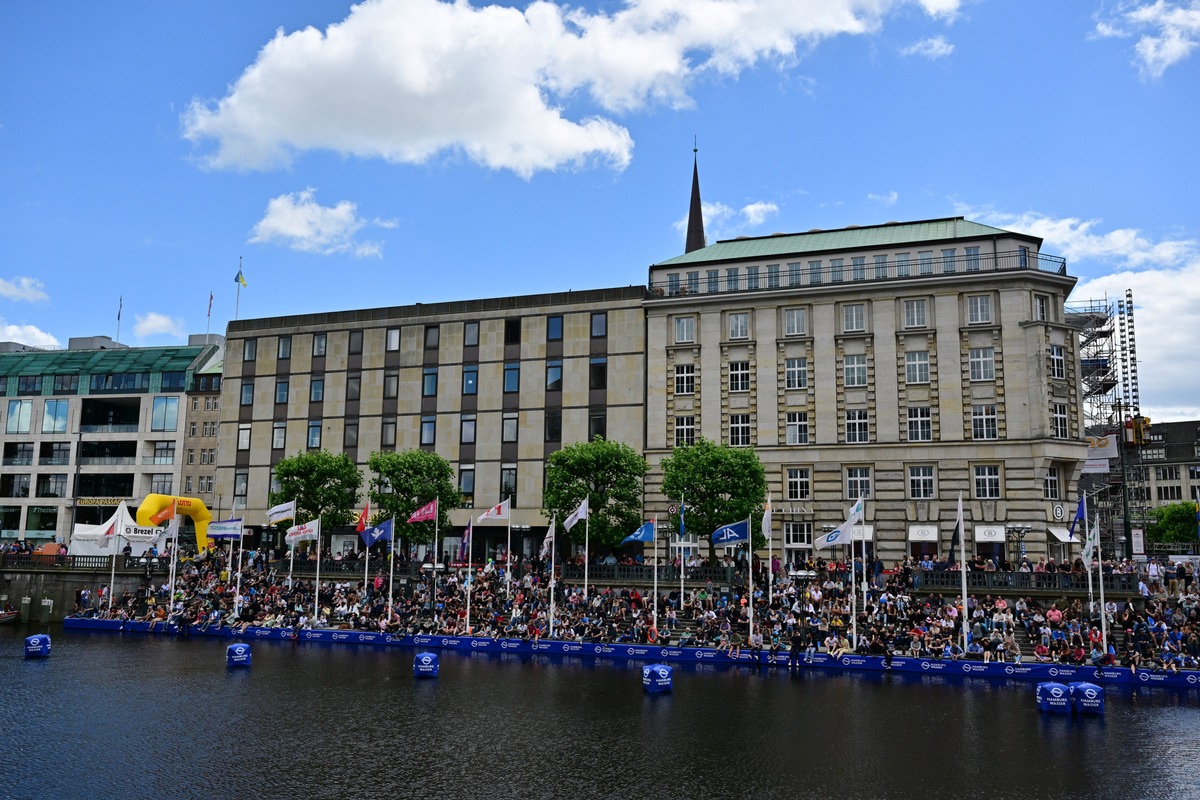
[2,625,1198,800]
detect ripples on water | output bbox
[3,627,1198,800]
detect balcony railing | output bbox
[38,457,71,466]
[80,424,138,434]
[914,569,1137,594]
[2,457,33,466]
[649,249,1068,297]
[79,456,136,466]
[142,456,176,465]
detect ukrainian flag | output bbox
[235,269,247,287]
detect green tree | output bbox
[1147,502,1200,544]
[544,437,647,551]
[660,438,767,558]
[269,450,363,542]
[367,449,461,552]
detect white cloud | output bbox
[133,312,185,339]
[868,190,899,205]
[0,323,59,348]
[900,35,955,59]
[1095,1,1200,78]
[183,0,962,177]
[250,188,382,257]
[673,198,780,241]
[741,201,780,226]
[0,277,49,303]
[965,205,1200,420]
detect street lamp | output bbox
[1005,524,1031,563]
[421,561,445,625]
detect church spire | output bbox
[685,141,705,254]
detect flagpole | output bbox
[1095,499,1109,656]
[115,295,122,345]
[388,517,396,622]
[848,539,856,650]
[363,538,370,599]
[234,257,242,321]
[652,515,659,631]
[549,516,556,639]
[957,493,969,655]
[679,493,685,615]
[766,497,773,607]
[505,515,512,597]
[1084,492,1094,628]
[168,500,179,609]
[234,524,245,617]
[583,495,590,602]
[109,548,117,612]
[314,520,322,624]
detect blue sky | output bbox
[3,0,1199,420]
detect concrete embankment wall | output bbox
[0,571,146,623]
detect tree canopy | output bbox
[660,438,767,557]
[1146,501,1200,544]
[269,449,362,533]
[543,437,647,551]
[367,449,461,549]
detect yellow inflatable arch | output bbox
[136,494,215,550]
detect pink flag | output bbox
[407,499,438,524]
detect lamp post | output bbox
[421,560,445,626]
[1005,524,1031,563]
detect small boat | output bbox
[0,611,19,625]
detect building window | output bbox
[845,409,869,443]
[346,374,360,402]
[278,336,292,359]
[419,417,435,446]
[275,380,289,404]
[464,322,479,347]
[674,415,695,447]
[53,374,79,394]
[243,339,257,362]
[545,409,561,442]
[851,257,866,281]
[969,347,995,381]
[1,474,30,498]
[786,467,811,500]
[422,367,438,397]
[843,354,867,387]
[807,260,822,285]
[1035,295,1050,322]
[687,271,701,293]
[459,466,475,506]
[766,264,779,288]
[784,308,807,336]
[728,312,749,340]
[1051,403,1069,439]
[503,363,520,393]
[847,467,871,499]
[874,254,888,280]
[918,251,934,275]
[787,263,802,287]
[150,474,173,496]
[907,407,932,441]
[895,253,910,277]
[345,421,360,448]
[237,423,251,450]
[384,370,399,399]
[240,382,254,406]
[903,299,927,329]
[1049,345,1065,380]
[674,316,695,343]
[307,420,322,449]
[1156,466,1180,481]
[974,465,1001,499]
[909,466,935,499]
[591,312,607,338]
[941,248,957,273]
[424,326,439,349]
[1044,466,1060,500]
[729,361,750,393]
[348,330,363,355]
[965,246,980,271]
[185,476,193,494]
[674,364,695,395]
[972,404,998,440]
[310,378,324,403]
[462,366,477,396]
[151,396,179,432]
[666,274,681,296]
[499,465,517,506]
[843,304,865,332]
[381,420,396,448]
[968,295,992,324]
[42,399,68,434]
[272,421,286,450]
[232,469,247,507]
[545,360,562,392]
[830,258,844,283]
[589,409,607,440]
[729,414,751,447]
[461,414,477,445]
[785,357,808,390]
[1019,246,1030,268]
[502,412,518,443]
[786,411,809,445]
[386,328,401,351]
[590,357,607,390]
[905,351,930,384]
[187,449,196,465]
[707,269,720,293]
[312,333,327,357]
[726,267,739,291]
[784,522,813,554]
[747,266,760,290]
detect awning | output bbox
[907,524,939,542]
[974,525,1006,542]
[1047,526,1073,543]
[850,524,874,542]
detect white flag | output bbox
[815,497,864,551]
[285,518,321,545]
[1081,498,1099,563]
[761,496,773,542]
[153,515,180,547]
[477,498,511,522]
[267,500,296,525]
[564,497,588,531]
[540,517,556,560]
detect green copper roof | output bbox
[0,345,206,377]
[652,217,1027,267]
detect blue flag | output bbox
[679,496,686,539]
[623,520,656,544]
[1066,496,1085,540]
[361,518,393,546]
[711,519,749,544]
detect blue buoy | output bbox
[1036,681,1070,714]
[226,643,252,668]
[25,634,51,659]
[1068,682,1105,715]
[642,663,673,694]
[414,651,439,678]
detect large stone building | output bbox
[0,334,221,544]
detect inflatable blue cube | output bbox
[1069,682,1105,715]
[226,643,252,668]
[25,634,51,659]
[1036,681,1071,714]
[642,663,673,694]
[414,651,439,678]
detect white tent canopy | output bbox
[69,501,162,556]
